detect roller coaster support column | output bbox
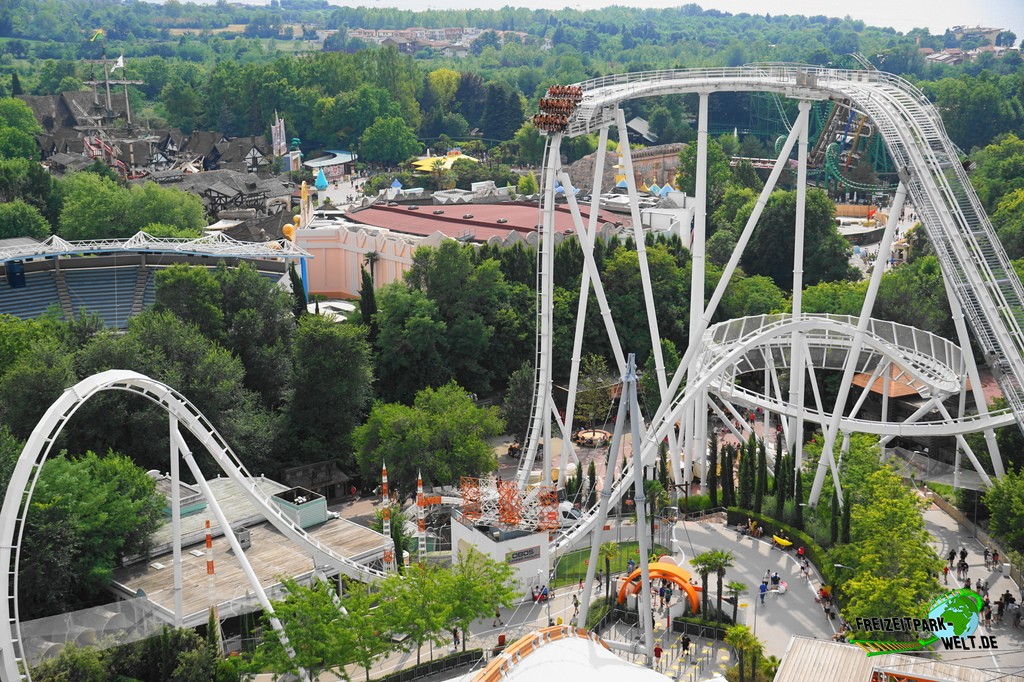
[172,428,309,682]
[558,125,613,489]
[941,255,1005,477]
[577,363,632,628]
[685,93,710,495]
[788,100,812,475]
[525,134,562,484]
[809,178,909,507]
[170,415,184,626]
[615,108,680,495]
[656,105,808,466]
[626,354,657,667]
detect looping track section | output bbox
[564,65,1024,434]
[0,370,387,681]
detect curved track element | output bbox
[0,370,387,682]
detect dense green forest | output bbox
[1,0,1022,159]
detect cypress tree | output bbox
[754,439,767,514]
[288,263,306,319]
[774,453,789,518]
[793,464,804,530]
[658,443,669,489]
[738,439,754,509]
[772,433,783,495]
[358,267,378,343]
[708,433,719,508]
[722,445,735,507]
[10,72,23,96]
[830,489,840,545]
[841,490,852,544]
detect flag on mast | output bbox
[90,29,104,42]
[110,54,125,72]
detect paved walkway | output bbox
[317,485,1022,680]
[922,496,1024,675]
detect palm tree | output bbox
[725,581,747,625]
[700,548,733,622]
[598,542,620,605]
[724,624,763,682]
[690,551,714,617]
[364,250,380,282]
[713,550,735,623]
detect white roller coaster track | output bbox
[536,65,1024,556]
[565,65,1024,421]
[0,370,387,682]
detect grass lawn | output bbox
[551,541,671,588]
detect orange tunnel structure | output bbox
[616,562,701,614]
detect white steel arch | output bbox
[525,64,1022,544]
[0,370,387,682]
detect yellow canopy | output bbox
[411,152,479,172]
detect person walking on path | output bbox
[653,644,663,671]
[492,609,503,627]
[943,565,949,584]
[452,627,460,649]
[948,549,957,567]
[759,582,768,605]
[681,634,691,659]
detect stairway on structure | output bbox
[130,266,150,316]
[54,269,73,318]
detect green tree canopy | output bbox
[353,381,503,497]
[287,314,373,470]
[0,198,49,240]
[737,188,855,291]
[359,115,421,166]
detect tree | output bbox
[599,541,620,604]
[215,262,296,407]
[726,581,747,625]
[353,382,503,498]
[576,353,610,428]
[57,171,129,240]
[30,644,106,682]
[708,549,735,623]
[501,361,534,442]
[832,467,942,638]
[724,624,763,682]
[358,267,378,342]
[0,97,41,159]
[0,338,76,440]
[340,584,394,681]
[737,435,754,509]
[707,433,719,508]
[373,284,450,403]
[983,469,1024,552]
[690,550,714,616]
[439,548,518,651]
[793,462,804,530]
[738,188,854,290]
[992,188,1024,259]
[154,264,224,340]
[17,451,164,619]
[754,438,767,514]
[481,81,524,141]
[252,577,356,678]
[675,138,732,210]
[721,445,735,507]
[517,170,539,195]
[0,199,50,240]
[380,563,449,665]
[359,116,420,166]
[288,314,373,469]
